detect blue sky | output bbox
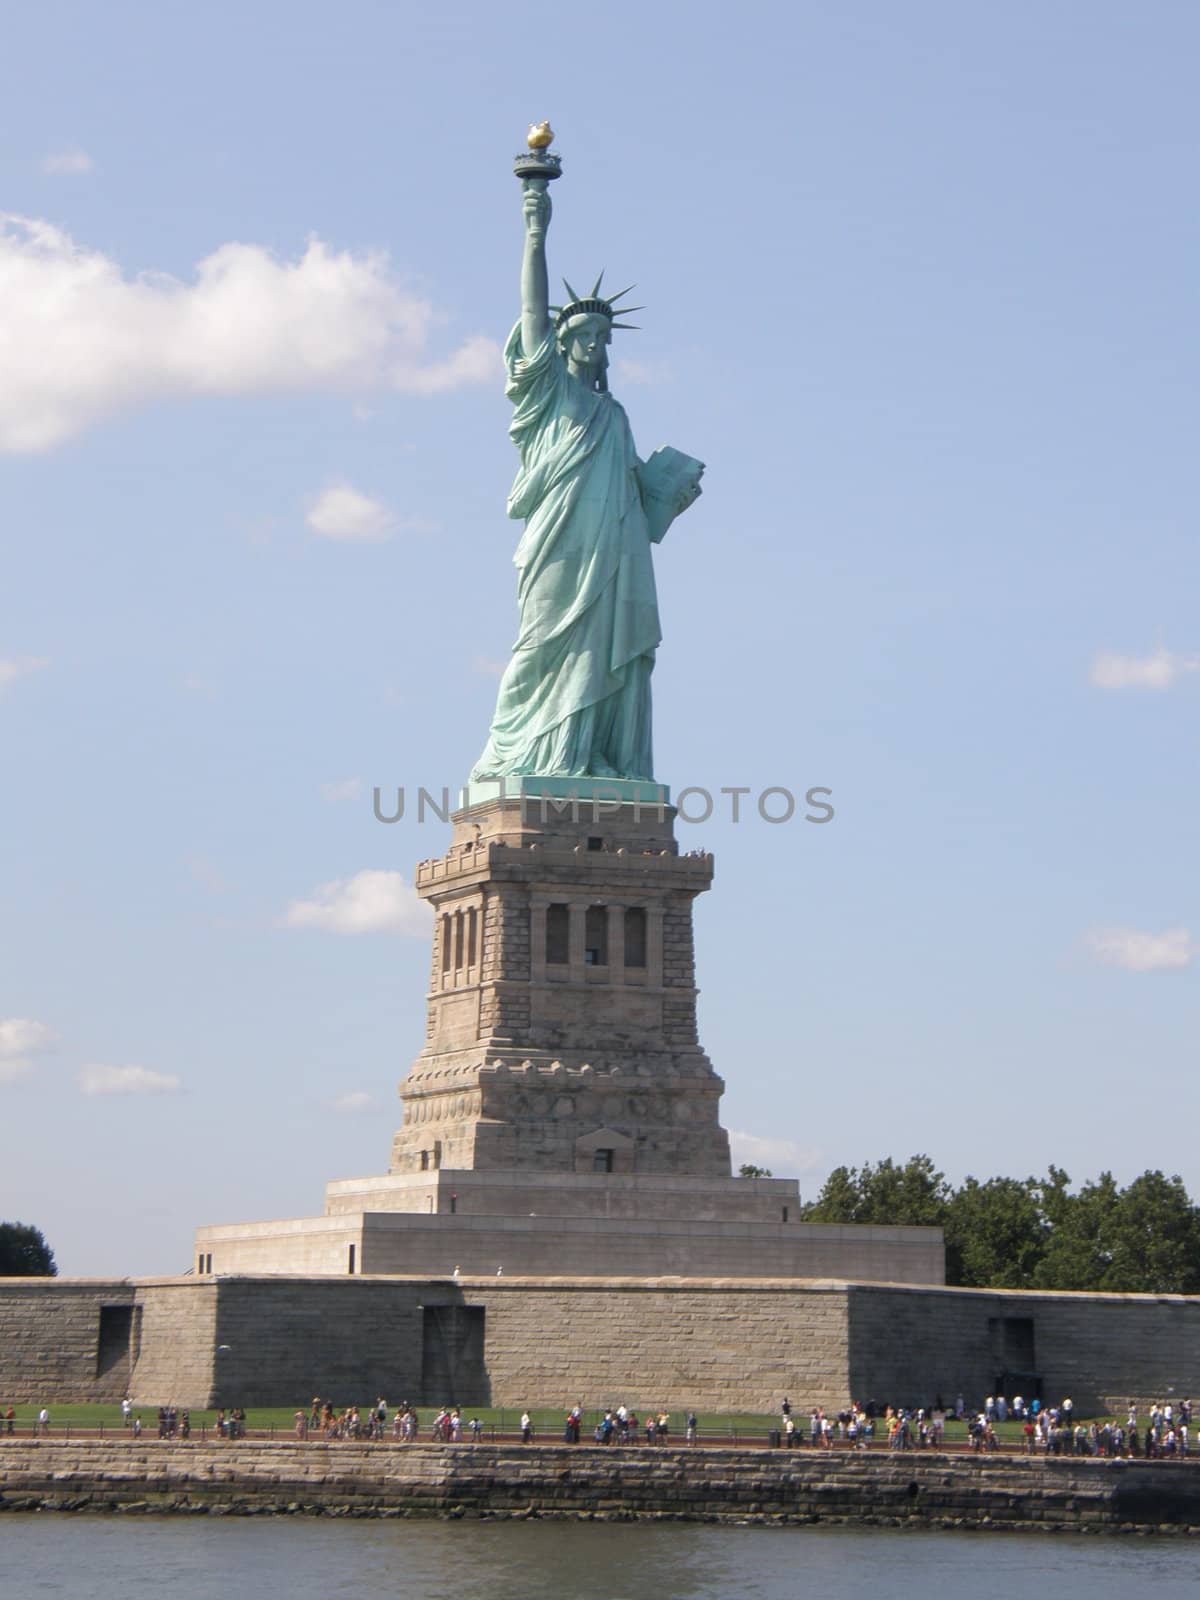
[2,1,1196,1274]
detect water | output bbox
[3,1519,1200,1600]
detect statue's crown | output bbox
[551,273,642,333]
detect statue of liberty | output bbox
[471,128,704,785]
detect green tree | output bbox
[0,1221,57,1276]
[1028,1169,1200,1293]
[1032,1170,1120,1291]
[944,1176,1045,1288]
[859,1155,951,1227]
[738,1164,772,1178]
[802,1159,1200,1295]
[803,1155,951,1228]
[801,1164,864,1222]
[1102,1171,1200,1294]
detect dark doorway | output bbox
[96,1304,136,1380]
[988,1315,1040,1398]
[421,1304,488,1404]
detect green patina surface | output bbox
[460,774,671,813]
[472,132,703,787]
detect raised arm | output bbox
[520,182,552,359]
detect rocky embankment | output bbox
[2,1441,1199,1532]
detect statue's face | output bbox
[561,314,610,374]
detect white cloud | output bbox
[0,1017,58,1083]
[307,483,395,541]
[321,777,363,803]
[1085,925,1194,973]
[1090,646,1200,691]
[0,1018,58,1058]
[332,1090,378,1114]
[41,148,95,176]
[0,213,500,453]
[0,655,49,694]
[78,1063,183,1096]
[281,869,429,935]
[728,1129,825,1178]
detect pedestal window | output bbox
[585,904,609,966]
[624,906,647,968]
[546,902,569,965]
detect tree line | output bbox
[0,1222,56,1276]
[798,1155,1200,1294]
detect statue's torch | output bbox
[514,121,563,191]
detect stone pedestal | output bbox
[193,786,945,1289]
[390,789,730,1178]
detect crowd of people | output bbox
[293,1397,491,1443]
[286,1398,690,1446]
[566,1404,682,1445]
[3,1390,1196,1456]
[765,1398,939,1449]
[1012,1398,1192,1457]
[153,1405,191,1439]
[218,1389,1200,1456]
[810,1394,1197,1456]
[284,1393,1194,1454]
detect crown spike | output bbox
[607,284,637,304]
[611,322,641,331]
[562,277,581,303]
[589,271,605,297]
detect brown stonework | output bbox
[390,796,730,1178]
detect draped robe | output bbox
[471,324,661,781]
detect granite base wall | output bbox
[6,1276,1200,1418]
[187,1276,851,1413]
[129,1281,219,1407]
[848,1284,1200,1414]
[463,1278,849,1413]
[0,1280,136,1403]
[206,1278,425,1410]
[4,1441,1200,1532]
